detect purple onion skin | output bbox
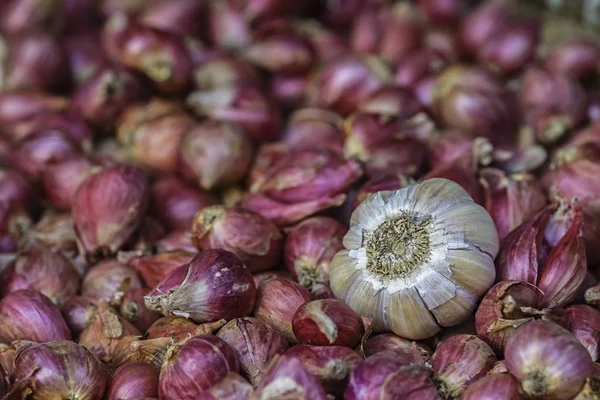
[12,340,108,399]
[505,321,593,399]
[2,32,69,92]
[284,216,345,292]
[72,164,149,257]
[216,317,289,386]
[196,373,253,400]
[364,333,432,363]
[565,305,600,362]
[253,277,312,343]
[144,249,256,323]
[106,362,159,400]
[0,168,35,210]
[192,206,283,273]
[9,130,82,180]
[81,259,143,305]
[2,245,80,306]
[61,296,97,338]
[119,287,161,332]
[284,345,363,397]
[252,355,329,400]
[71,66,146,132]
[159,335,239,400]
[345,350,439,400]
[0,290,71,344]
[431,334,496,398]
[151,176,216,231]
[461,373,524,400]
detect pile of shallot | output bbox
[1,0,600,399]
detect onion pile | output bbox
[1,0,600,398]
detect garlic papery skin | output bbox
[330,178,499,340]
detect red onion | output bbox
[159,335,239,399]
[269,73,309,109]
[65,32,107,86]
[192,56,261,91]
[62,296,97,338]
[81,259,143,305]
[106,362,159,400]
[0,289,71,343]
[280,108,345,154]
[116,100,194,174]
[192,206,283,273]
[519,65,587,145]
[71,66,146,132]
[505,320,593,399]
[104,17,192,94]
[285,345,363,397]
[216,317,289,386]
[460,1,510,56]
[545,39,600,81]
[346,350,439,400]
[207,0,252,52]
[496,201,587,308]
[41,155,104,211]
[178,121,254,190]
[292,299,362,347]
[432,65,517,146]
[78,302,141,363]
[2,107,91,146]
[477,17,539,75]
[0,0,64,35]
[431,334,496,398]
[144,249,256,323]
[246,147,362,225]
[0,201,31,253]
[130,250,195,289]
[146,316,225,341]
[309,55,392,115]
[151,176,216,231]
[73,164,149,257]
[155,229,197,253]
[252,355,328,400]
[2,32,69,92]
[12,341,108,399]
[351,3,423,66]
[0,91,68,127]
[186,86,282,144]
[0,168,35,211]
[2,245,80,306]
[364,333,432,363]
[474,280,560,354]
[461,373,523,400]
[196,373,253,400]
[138,0,205,37]
[418,0,466,24]
[565,305,600,362]
[245,32,315,76]
[480,168,547,240]
[254,276,312,342]
[9,130,82,179]
[118,287,161,332]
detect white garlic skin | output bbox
[330,178,499,340]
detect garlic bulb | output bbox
[330,178,499,340]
